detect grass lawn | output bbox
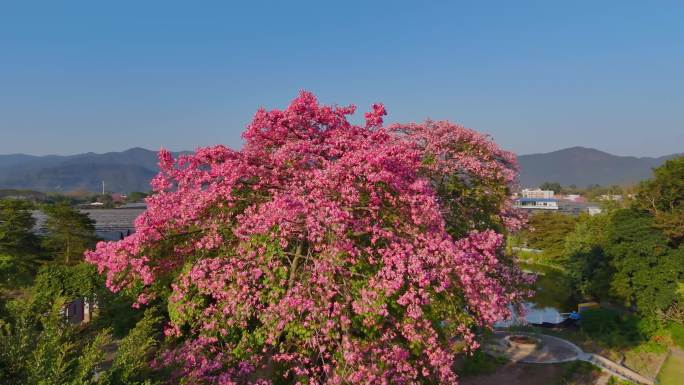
[622,341,668,378]
[668,322,684,350]
[657,350,684,385]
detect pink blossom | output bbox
[85,91,530,384]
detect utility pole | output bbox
[102,180,105,195]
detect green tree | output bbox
[0,263,163,384]
[606,209,684,313]
[0,199,42,290]
[523,212,578,261]
[102,308,164,385]
[580,308,642,348]
[0,296,112,385]
[41,203,96,265]
[635,156,684,247]
[0,200,39,255]
[435,171,513,238]
[564,213,613,300]
[539,182,562,194]
[31,263,103,311]
[0,298,163,385]
[28,262,143,336]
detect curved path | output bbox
[484,331,655,385]
[484,331,582,364]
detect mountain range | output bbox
[0,148,183,193]
[517,146,682,188]
[0,146,680,192]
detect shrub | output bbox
[580,309,641,348]
[460,350,505,376]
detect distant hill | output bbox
[0,148,184,193]
[518,147,682,188]
[0,146,681,192]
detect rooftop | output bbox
[517,198,559,203]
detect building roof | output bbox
[116,202,147,209]
[517,198,558,203]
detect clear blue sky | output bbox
[1,1,683,157]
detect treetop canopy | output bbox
[86,91,530,385]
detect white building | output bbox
[521,188,555,199]
[514,198,559,210]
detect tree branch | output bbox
[288,242,303,290]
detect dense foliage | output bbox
[0,200,42,290]
[605,209,683,313]
[539,182,562,193]
[561,208,684,315]
[563,213,612,300]
[86,92,530,384]
[41,202,97,264]
[0,296,110,385]
[0,200,39,256]
[0,197,164,384]
[580,308,645,349]
[563,161,684,313]
[518,212,578,261]
[0,200,97,293]
[510,159,684,362]
[0,296,162,385]
[635,156,684,247]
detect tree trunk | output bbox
[288,242,303,290]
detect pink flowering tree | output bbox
[86,92,530,384]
